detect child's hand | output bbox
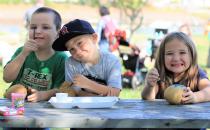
[181,87,198,104]
[26,88,45,102]
[22,39,38,56]
[145,68,160,87]
[73,74,90,89]
[106,88,120,96]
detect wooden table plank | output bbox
[0,98,210,128]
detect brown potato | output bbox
[164,84,185,105]
[4,84,27,99]
[59,81,76,96]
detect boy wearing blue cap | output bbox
[53,19,122,96]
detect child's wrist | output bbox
[146,82,154,88]
[53,88,59,95]
[19,51,29,60]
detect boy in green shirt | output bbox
[3,7,67,102]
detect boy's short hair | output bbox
[33,7,62,30]
[52,19,95,51]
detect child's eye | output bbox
[165,52,173,55]
[77,42,83,46]
[43,26,50,29]
[180,51,187,54]
[30,26,37,30]
[69,48,75,54]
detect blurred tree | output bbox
[205,19,210,67]
[78,0,100,6]
[114,0,147,40]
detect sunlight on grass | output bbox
[0,66,10,98]
[120,87,143,99]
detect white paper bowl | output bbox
[48,97,119,109]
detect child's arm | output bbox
[73,74,120,96]
[76,90,101,97]
[76,88,121,97]
[27,88,59,102]
[182,78,210,104]
[194,86,210,103]
[3,40,38,82]
[3,52,28,83]
[141,83,159,100]
[141,68,159,100]
[77,82,120,97]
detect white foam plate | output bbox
[48,96,119,109]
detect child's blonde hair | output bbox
[155,32,199,98]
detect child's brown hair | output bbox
[33,7,62,31]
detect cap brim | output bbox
[52,32,87,51]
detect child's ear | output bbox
[92,33,98,43]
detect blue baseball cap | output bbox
[52,19,95,51]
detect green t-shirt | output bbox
[8,47,68,91]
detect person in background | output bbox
[142,32,210,130]
[96,6,118,53]
[3,7,67,103]
[52,19,121,97]
[24,0,45,29]
[179,23,192,37]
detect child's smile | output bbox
[171,63,184,67]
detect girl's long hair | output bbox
[155,32,199,98]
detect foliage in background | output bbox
[77,0,99,6]
[113,0,147,41]
[0,0,100,6]
[0,0,23,4]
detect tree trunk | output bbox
[207,46,210,68]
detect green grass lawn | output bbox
[0,66,10,98]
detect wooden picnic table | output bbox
[0,98,210,128]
